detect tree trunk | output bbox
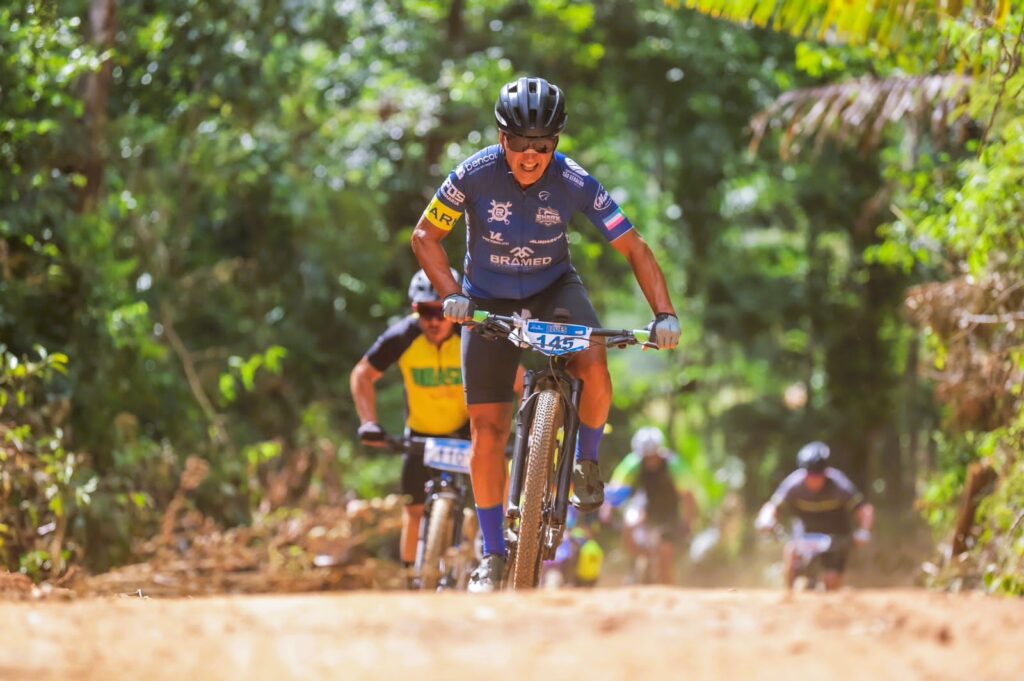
[79,0,117,213]
[950,461,997,557]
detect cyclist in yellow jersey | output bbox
[350,269,468,578]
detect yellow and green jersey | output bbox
[364,315,468,435]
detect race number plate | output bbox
[521,320,592,356]
[423,438,472,474]
[793,533,832,556]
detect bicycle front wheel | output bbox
[508,389,562,590]
[420,496,454,591]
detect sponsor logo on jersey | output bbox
[602,207,627,232]
[423,195,463,231]
[593,186,612,211]
[484,230,508,246]
[562,169,584,188]
[538,190,551,201]
[411,366,463,388]
[455,164,466,179]
[490,245,553,268]
[440,177,465,206]
[487,200,513,225]
[529,233,566,245]
[565,157,588,176]
[535,206,562,226]
[464,151,499,176]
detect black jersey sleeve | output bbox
[364,315,422,373]
[826,468,866,510]
[770,470,805,509]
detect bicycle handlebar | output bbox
[468,309,656,349]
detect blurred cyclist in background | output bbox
[755,441,874,591]
[349,269,468,585]
[603,426,698,584]
[542,506,604,589]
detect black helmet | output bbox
[494,77,567,137]
[797,441,830,473]
[408,268,460,305]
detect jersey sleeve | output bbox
[827,468,866,510]
[420,167,469,232]
[363,316,420,372]
[770,470,804,509]
[563,156,635,242]
[609,452,643,488]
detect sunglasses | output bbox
[504,133,558,154]
[415,304,445,320]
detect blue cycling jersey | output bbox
[421,144,635,300]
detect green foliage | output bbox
[0,345,96,577]
[2,0,1018,583]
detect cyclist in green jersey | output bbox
[604,427,698,584]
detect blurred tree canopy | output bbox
[1,0,1020,587]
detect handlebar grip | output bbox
[471,309,490,324]
[633,329,651,345]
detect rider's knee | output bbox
[472,418,508,443]
[572,348,610,383]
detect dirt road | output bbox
[2,588,1021,680]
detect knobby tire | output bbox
[509,389,562,590]
[420,496,454,591]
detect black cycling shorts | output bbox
[401,426,469,505]
[820,540,852,573]
[462,270,602,405]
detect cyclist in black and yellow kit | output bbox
[756,442,875,590]
[349,269,468,576]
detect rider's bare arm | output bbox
[681,490,700,529]
[411,217,461,299]
[856,503,875,531]
[755,502,778,531]
[610,230,676,319]
[349,357,383,426]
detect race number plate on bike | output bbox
[792,533,832,558]
[423,438,472,474]
[520,320,592,356]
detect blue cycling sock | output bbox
[476,504,507,557]
[575,422,605,464]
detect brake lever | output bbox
[478,318,512,342]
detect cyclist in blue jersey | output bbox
[411,76,680,592]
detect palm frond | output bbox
[676,0,1011,46]
[749,74,973,158]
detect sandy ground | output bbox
[2,587,1022,681]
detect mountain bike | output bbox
[766,524,853,591]
[388,436,477,591]
[621,492,666,585]
[469,308,655,589]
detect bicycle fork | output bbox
[505,369,583,560]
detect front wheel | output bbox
[508,389,562,590]
[420,496,454,591]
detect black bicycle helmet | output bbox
[797,441,830,473]
[407,268,460,304]
[494,77,568,138]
